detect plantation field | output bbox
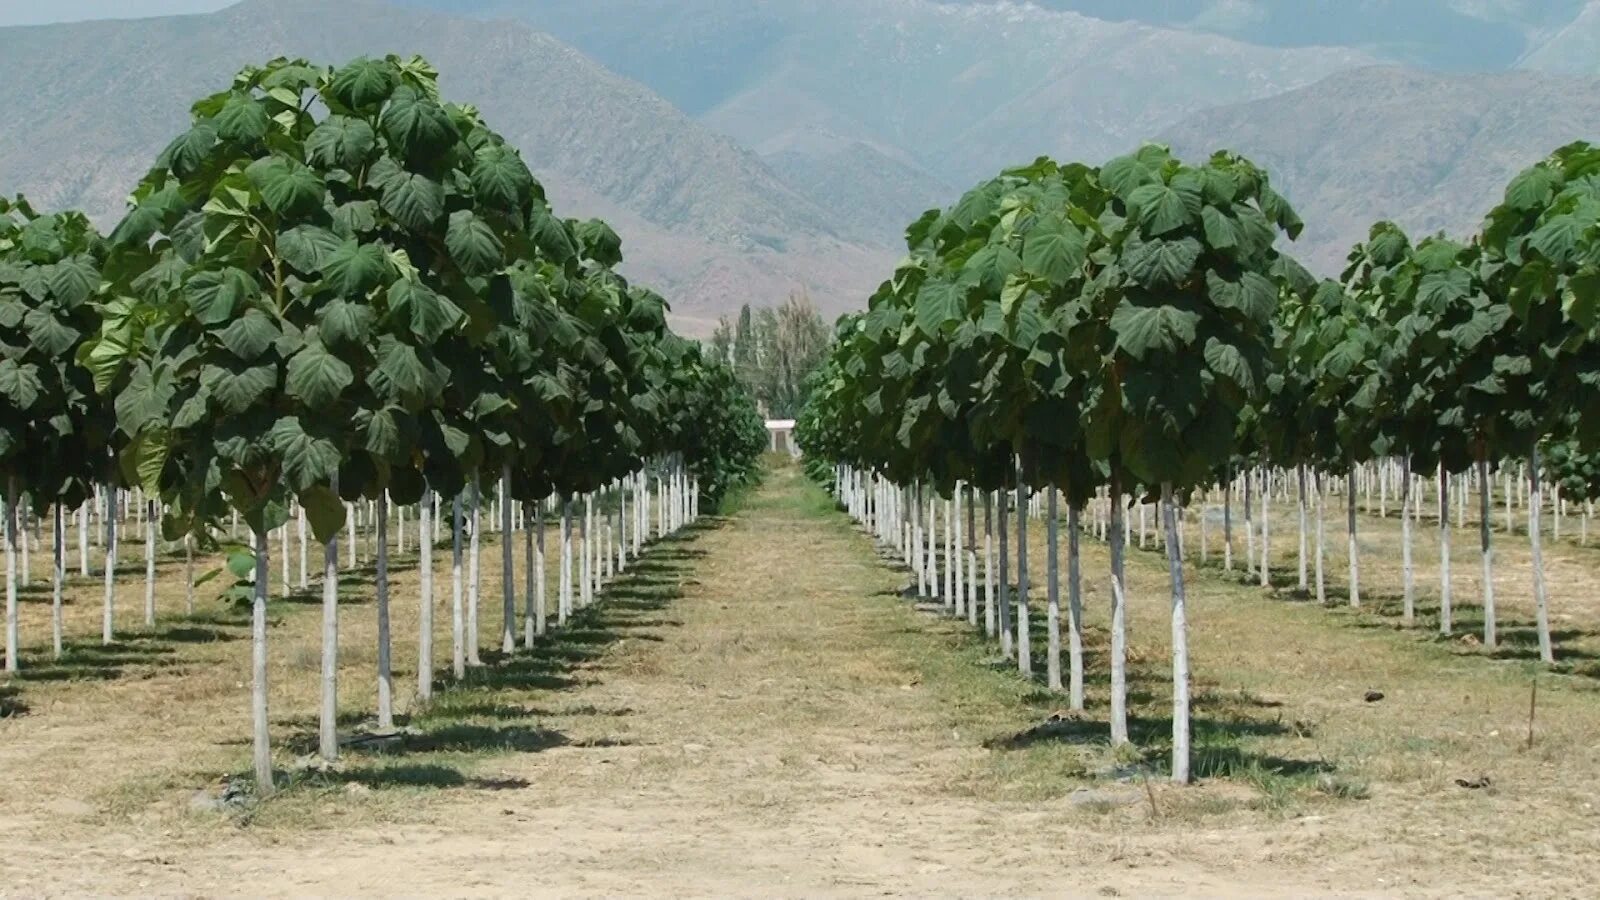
[2,460,1597,896]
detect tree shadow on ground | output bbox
[274,523,696,789]
[0,683,26,718]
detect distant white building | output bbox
[765,419,800,456]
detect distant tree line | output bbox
[707,293,830,418]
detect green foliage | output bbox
[0,197,113,506]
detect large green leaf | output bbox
[245,156,327,218]
[1021,217,1086,286]
[305,115,377,170]
[380,171,445,233]
[213,93,271,144]
[49,255,98,307]
[328,57,400,111]
[445,210,504,276]
[1128,181,1200,236]
[317,297,374,348]
[320,240,390,298]
[186,267,257,325]
[277,224,343,274]
[389,278,462,342]
[205,362,276,414]
[217,309,280,360]
[271,416,340,492]
[286,342,353,409]
[380,84,459,160]
[0,359,43,409]
[1109,302,1200,360]
[471,145,534,211]
[1122,236,1202,288]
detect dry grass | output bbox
[1,465,1598,895]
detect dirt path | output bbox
[2,467,1575,897]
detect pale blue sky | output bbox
[0,0,234,26]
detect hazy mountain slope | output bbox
[941,0,1584,69]
[422,0,1373,187]
[1160,66,1600,273]
[766,139,956,242]
[1520,0,1600,73]
[0,0,894,328]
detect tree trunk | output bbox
[5,475,17,672]
[1401,456,1415,625]
[1259,467,1271,588]
[1477,451,1495,649]
[1439,469,1453,636]
[534,505,547,638]
[1016,483,1030,676]
[184,534,195,616]
[451,494,465,680]
[320,483,341,762]
[997,487,1012,659]
[467,478,482,665]
[1347,466,1360,608]
[144,501,157,627]
[1529,447,1554,663]
[251,526,273,794]
[375,491,394,731]
[1223,468,1233,572]
[1046,487,1062,691]
[1067,502,1084,711]
[1297,466,1308,592]
[560,499,573,625]
[983,491,995,637]
[417,485,434,703]
[102,483,117,645]
[1108,470,1130,746]
[966,485,979,628]
[501,464,516,654]
[52,505,64,660]
[1244,469,1255,574]
[1314,471,1327,605]
[1162,483,1191,783]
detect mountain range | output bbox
[2,0,1600,330]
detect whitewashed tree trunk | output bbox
[1347,466,1360,607]
[500,464,516,654]
[1046,487,1062,691]
[1108,472,1129,746]
[983,492,995,637]
[418,486,434,702]
[101,483,117,645]
[298,506,308,591]
[1067,502,1084,711]
[4,476,17,672]
[1162,483,1191,783]
[183,533,195,615]
[251,526,273,793]
[535,505,547,638]
[346,501,356,569]
[953,486,964,618]
[1401,456,1415,624]
[320,486,340,761]
[52,505,64,659]
[1315,471,1327,605]
[1259,468,1270,588]
[1244,469,1255,573]
[375,491,394,731]
[1297,466,1308,592]
[451,494,465,680]
[78,503,88,578]
[1477,453,1496,649]
[1016,483,1031,676]
[1223,469,1233,572]
[1529,448,1554,663]
[997,487,1012,659]
[144,501,157,627]
[523,503,537,646]
[1439,469,1453,635]
[966,486,978,628]
[560,499,573,625]
[467,479,482,665]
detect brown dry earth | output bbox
[1,465,1596,897]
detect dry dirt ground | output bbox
[2,464,1598,897]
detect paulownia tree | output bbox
[0,199,112,671]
